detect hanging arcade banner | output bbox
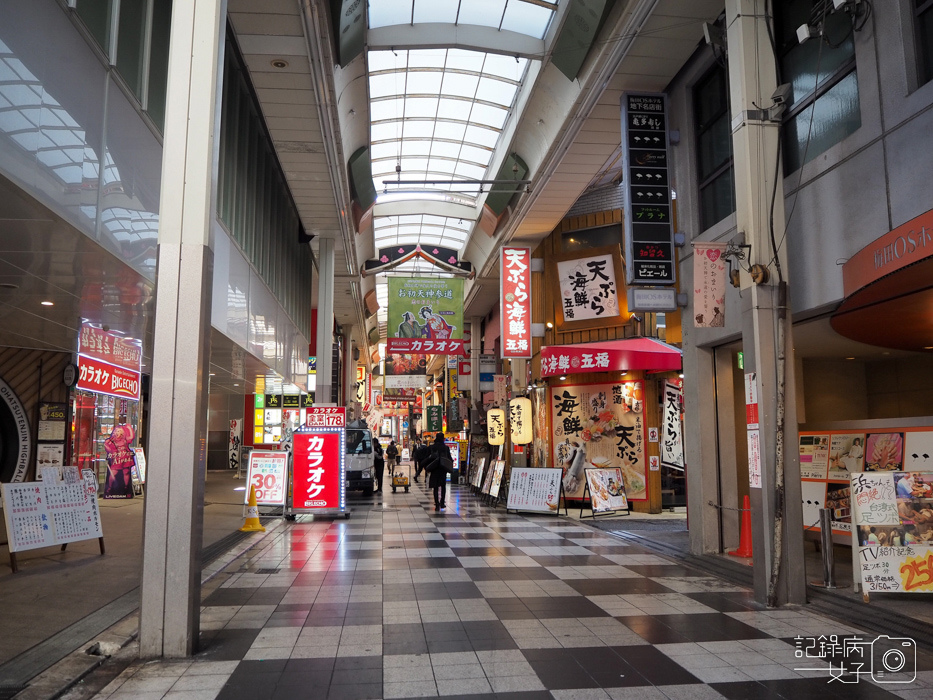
[530,386,551,470]
[500,247,532,359]
[550,381,647,501]
[693,242,727,327]
[661,379,684,469]
[387,277,465,355]
[355,366,369,404]
[556,254,621,323]
[384,353,427,390]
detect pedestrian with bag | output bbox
[414,438,430,482]
[373,438,385,494]
[424,433,452,511]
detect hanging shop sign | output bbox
[78,323,143,373]
[500,247,532,359]
[458,358,472,376]
[487,408,506,445]
[555,249,623,326]
[426,405,444,432]
[493,375,508,406]
[693,242,727,327]
[506,467,562,513]
[387,277,464,355]
[851,470,933,593]
[291,428,346,511]
[245,450,288,506]
[77,355,141,401]
[385,353,427,389]
[509,397,532,445]
[621,92,675,285]
[355,366,369,404]
[661,379,684,469]
[550,381,647,501]
[304,406,346,428]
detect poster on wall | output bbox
[386,277,464,355]
[798,435,830,480]
[530,387,550,470]
[385,354,427,389]
[585,467,628,513]
[507,467,561,513]
[904,431,933,471]
[660,379,683,468]
[865,432,905,471]
[851,470,933,593]
[37,402,68,441]
[551,381,646,501]
[35,443,64,473]
[103,424,136,499]
[828,433,865,480]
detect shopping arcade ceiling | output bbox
[225,0,728,367]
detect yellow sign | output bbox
[509,397,532,445]
[487,408,506,446]
[254,409,264,426]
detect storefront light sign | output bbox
[487,408,506,445]
[77,354,141,400]
[501,247,532,359]
[291,428,345,511]
[509,397,532,445]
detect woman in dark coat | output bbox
[373,439,385,493]
[425,433,450,510]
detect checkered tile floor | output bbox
[94,483,933,700]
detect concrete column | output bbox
[316,238,335,404]
[139,0,225,657]
[725,0,805,605]
[342,323,355,411]
[470,316,481,411]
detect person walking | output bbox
[373,439,385,494]
[386,440,398,474]
[413,438,428,482]
[424,433,452,511]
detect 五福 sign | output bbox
[501,247,532,359]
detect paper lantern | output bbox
[509,397,532,445]
[487,408,506,445]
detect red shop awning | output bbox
[540,338,682,377]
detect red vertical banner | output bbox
[291,429,346,511]
[500,247,532,359]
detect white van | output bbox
[345,426,376,496]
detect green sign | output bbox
[387,277,463,341]
[254,394,265,409]
[737,351,744,369]
[426,405,444,432]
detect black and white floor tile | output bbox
[93,483,933,700]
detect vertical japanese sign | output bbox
[387,277,464,355]
[493,375,509,406]
[500,247,532,359]
[621,93,675,285]
[509,397,532,444]
[851,470,933,593]
[426,405,443,432]
[693,242,727,327]
[550,381,647,501]
[661,379,684,468]
[292,429,345,511]
[530,387,551,470]
[487,408,506,446]
[355,366,369,404]
[557,254,620,323]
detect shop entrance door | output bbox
[713,341,750,553]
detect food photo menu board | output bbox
[851,470,933,593]
[585,467,629,514]
[800,428,933,538]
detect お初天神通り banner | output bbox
[387,278,464,354]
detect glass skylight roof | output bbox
[373,215,472,249]
[368,0,557,40]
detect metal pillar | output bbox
[316,238,335,404]
[470,316,481,412]
[725,0,805,605]
[139,0,225,657]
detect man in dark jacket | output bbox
[413,439,430,482]
[424,434,451,511]
[373,439,385,494]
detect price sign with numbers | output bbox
[245,451,288,505]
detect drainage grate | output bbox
[0,687,26,699]
[253,568,281,575]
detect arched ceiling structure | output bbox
[227,0,725,364]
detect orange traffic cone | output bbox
[728,494,753,558]
[240,485,265,532]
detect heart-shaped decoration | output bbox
[695,289,701,295]
[706,248,721,262]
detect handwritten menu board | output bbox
[851,471,933,593]
[1,469,103,552]
[507,468,561,513]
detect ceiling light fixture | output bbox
[559,376,566,381]
[41,300,54,306]
[270,59,289,69]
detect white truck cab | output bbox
[345,425,376,496]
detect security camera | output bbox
[771,83,792,105]
[796,23,818,44]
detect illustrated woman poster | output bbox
[104,423,136,499]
